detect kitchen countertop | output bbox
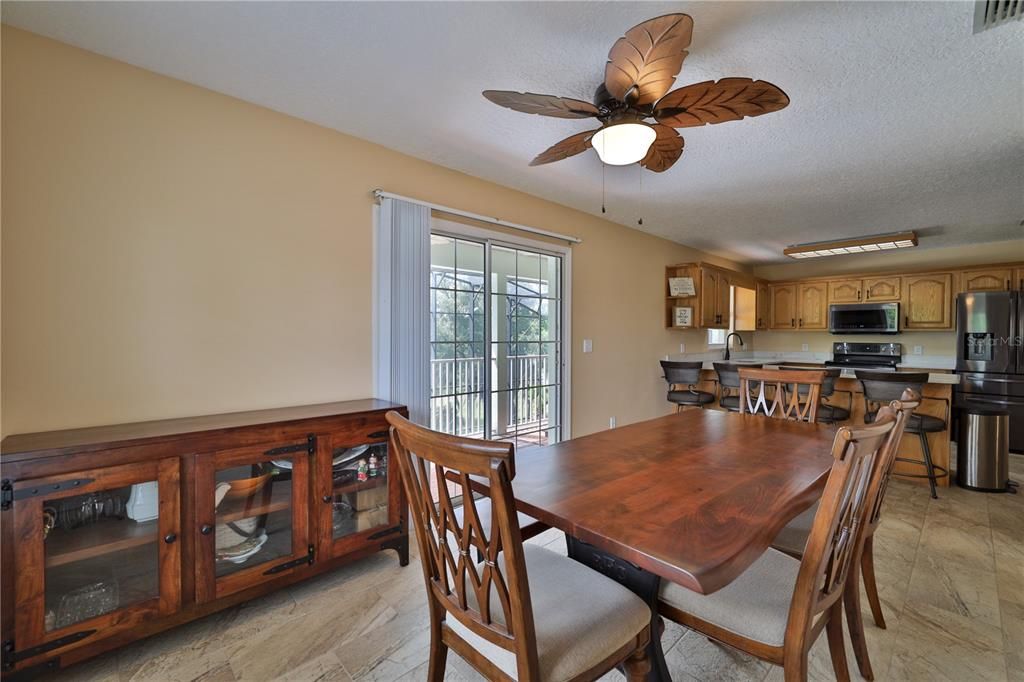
[694,360,959,385]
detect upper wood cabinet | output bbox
[797,282,829,329]
[863,276,901,302]
[755,282,771,330]
[700,267,730,329]
[904,273,953,329]
[961,268,1013,293]
[828,279,862,303]
[1016,268,1024,292]
[770,284,798,329]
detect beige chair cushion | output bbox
[447,544,650,681]
[771,503,817,557]
[659,548,800,647]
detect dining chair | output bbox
[771,390,919,680]
[658,408,899,682]
[737,368,827,423]
[386,412,653,682]
[713,362,762,412]
[660,360,715,411]
[856,371,948,498]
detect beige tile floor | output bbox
[46,456,1023,682]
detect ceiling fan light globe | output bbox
[592,123,656,165]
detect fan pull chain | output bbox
[637,164,644,226]
[601,162,606,214]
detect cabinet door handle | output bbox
[322,495,332,504]
[200,524,213,535]
[799,318,803,327]
[164,533,177,544]
[904,315,909,328]
[791,318,795,327]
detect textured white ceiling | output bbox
[4,1,1023,263]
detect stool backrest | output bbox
[738,368,826,422]
[856,371,928,411]
[714,362,761,389]
[660,360,703,388]
[794,367,841,399]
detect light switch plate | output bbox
[801,343,809,352]
[583,339,593,353]
[913,345,923,355]
[679,343,686,353]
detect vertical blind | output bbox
[374,196,431,425]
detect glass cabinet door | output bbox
[317,437,399,557]
[195,438,311,603]
[11,459,181,659]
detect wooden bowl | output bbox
[222,472,272,501]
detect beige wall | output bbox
[0,27,746,438]
[751,240,1024,357]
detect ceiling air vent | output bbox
[974,0,1023,33]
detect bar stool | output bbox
[661,361,715,411]
[856,370,949,498]
[793,368,852,424]
[713,362,762,412]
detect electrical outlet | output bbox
[913,345,923,355]
[801,343,809,352]
[679,343,686,353]
[609,416,616,429]
[583,339,593,353]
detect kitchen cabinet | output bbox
[863,276,901,302]
[755,282,771,330]
[1016,268,1024,291]
[700,267,730,329]
[828,279,862,303]
[797,282,829,329]
[961,268,1013,292]
[0,400,407,676]
[904,273,953,329]
[770,284,798,329]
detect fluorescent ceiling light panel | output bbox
[784,231,918,259]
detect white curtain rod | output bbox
[372,189,582,244]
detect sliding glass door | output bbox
[429,233,564,450]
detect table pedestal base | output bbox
[566,536,672,682]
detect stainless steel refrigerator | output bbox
[956,291,1024,453]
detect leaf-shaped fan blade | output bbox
[654,78,790,128]
[640,125,684,173]
[482,91,600,119]
[604,14,694,107]
[529,129,599,166]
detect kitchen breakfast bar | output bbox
[694,362,958,489]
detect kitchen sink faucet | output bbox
[723,332,744,361]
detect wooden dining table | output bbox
[468,409,837,681]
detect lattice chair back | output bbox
[782,408,897,660]
[738,368,826,422]
[386,411,540,678]
[867,390,921,527]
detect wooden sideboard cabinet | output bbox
[0,400,408,678]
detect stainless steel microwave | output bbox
[828,302,900,334]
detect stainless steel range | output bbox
[825,342,902,371]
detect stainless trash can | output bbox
[957,405,1010,492]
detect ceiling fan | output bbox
[483,13,789,173]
